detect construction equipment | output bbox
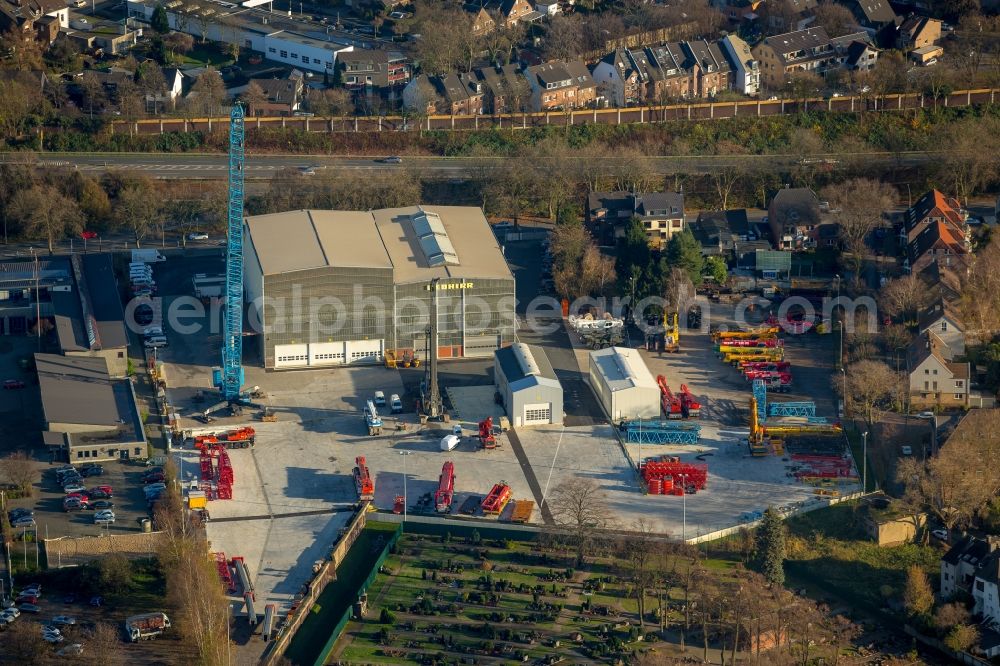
[202,105,267,418]
[124,613,171,642]
[420,278,443,420]
[641,457,708,495]
[656,375,682,419]
[712,327,779,342]
[679,385,701,417]
[723,348,785,365]
[664,312,679,352]
[384,351,398,369]
[478,417,497,450]
[623,420,701,444]
[716,337,782,349]
[745,371,793,392]
[740,361,791,375]
[768,401,817,417]
[353,456,374,501]
[198,444,234,500]
[213,552,236,593]
[259,407,277,422]
[192,427,256,450]
[481,482,512,514]
[434,461,455,513]
[510,500,534,523]
[363,399,383,436]
[231,555,255,600]
[718,343,784,356]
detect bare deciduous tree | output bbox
[8,185,83,252]
[897,410,1000,532]
[879,274,931,323]
[0,450,36,494]
[545,478,608,567]
[822,178,898,284]
[86,622,126,666]
[835,360,899,431]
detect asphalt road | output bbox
[13,150,955,180]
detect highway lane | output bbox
[11,150,951,179]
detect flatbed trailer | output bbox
[481,482,512,515]
[509,500,534,523]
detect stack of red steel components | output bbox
[199,444,234,500]
[790,454,858,483]
[641,457,708,496]
[213,552,236,593]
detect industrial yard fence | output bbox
[110,88,1000,137]
[260,504,368,666]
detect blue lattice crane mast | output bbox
[204,105,250,419]
[219,104,246,401]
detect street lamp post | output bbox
[399,451,411,529]
[678,473,687,541]
[861,431,868,493]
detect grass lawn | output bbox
[783,502,941,614]
[175,43,233,67]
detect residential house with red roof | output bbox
[902,190,969,273]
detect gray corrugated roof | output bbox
[82,254,127,349]
[36,354,140,437]
[590,346,658,392]
[246,206,513,284]
[496,343,558,383]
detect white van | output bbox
[144,336,168,349]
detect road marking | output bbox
[538,426,565,510]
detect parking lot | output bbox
[5,459,161,554]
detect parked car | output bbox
[89,485,113,498]
[1,607,21,620]
[18,603,41,614]
[187,232,209,241]
[8,508,32,522]
[143,473,165,485]
[56,643,84,656]
[373,390,386,406]
[42,629,64,643]
[917,411,935,419]
[62,483,86,495]
[93,510,115,524]
[79,464,104,477]
[11,517,36,528]
[377,156,403,164]
[50,615,76,626]
[89,500,114,511]
[3,379,25,389]
[16,594,38,604]
[390,394,402,414]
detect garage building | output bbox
[494,343,563,427]
[36,353,147,463]
[588,346,660,421]
[244,206,516,370]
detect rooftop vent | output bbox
[512,343,540,377]
[411,209,459,266]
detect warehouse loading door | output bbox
[464,334,500,358]
[522,403,552,426]
[274,344,308,368]
[309,342,346,366]
[345,339,383,364]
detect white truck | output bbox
[132,249,166,264]
[124,612,171,642]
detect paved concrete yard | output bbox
[445,384,505,425]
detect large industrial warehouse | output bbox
[244,206,517,369]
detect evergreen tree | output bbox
[704,256,728,285]
[903,565,934,619]
[616,217,652,301]
[753,507,786,586]
[151,4,170,33]
[664,228,704,286]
